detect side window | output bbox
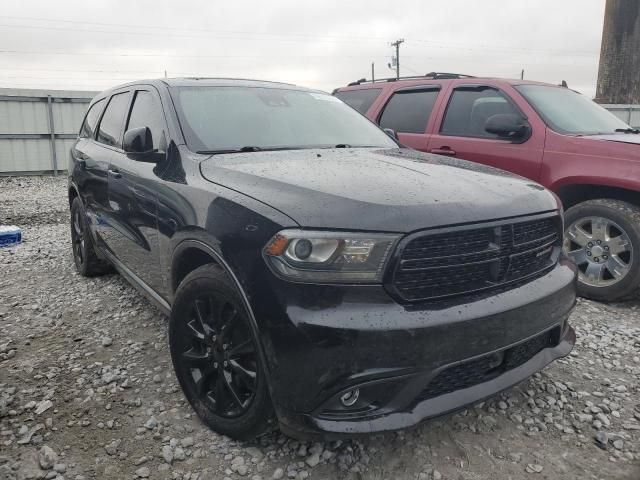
[79,99,105,138]
[333,89,382,114]
[96,92,130,148]
[126,90,166,151]
[379,89,439,134]
[441,87,520,138]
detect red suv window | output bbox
[334,89,382,114]
[441,87,520,138]
[379,88,440,134]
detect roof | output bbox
[93,77,313,100]
[336,75,561,92]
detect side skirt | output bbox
[102,249,171,316]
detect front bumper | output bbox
[253,259,577,439]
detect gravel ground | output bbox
[1,175,639,480]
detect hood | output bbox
[200,148,558,232]
[585,133,640,145]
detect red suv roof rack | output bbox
[347,72,475,86]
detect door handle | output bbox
[430,147,457,156]
[108,168,122,179]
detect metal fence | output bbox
[0,88,637,175]
[0,88,96,175]
[602,104,640,129]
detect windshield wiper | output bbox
[328,144,383,149]
[197,146,264,155]
[615,128,640,134]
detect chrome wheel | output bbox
[564,216,633,287]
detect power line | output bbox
[0,49,394,59]
[0,16,391,43]
[0,15,599,57]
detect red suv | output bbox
[334,73,640,301]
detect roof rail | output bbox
[347,72,475,86]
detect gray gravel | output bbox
[1,175,639,480]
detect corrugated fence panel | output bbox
[0,88,96,174]
[0,100,49,134]
[53,102,88,136]
[55,139,77,172]
[0,139,52,172]
[602,104,640,128]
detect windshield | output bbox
[170,86,397,152]
[515,84,631,135]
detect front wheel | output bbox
[563,199,640,301]
[169,264,274,440]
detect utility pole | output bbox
[371,62,375,83]
[390,39,404,80]
[521,69,525,80]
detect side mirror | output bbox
[485,114,530,139]
[123,127,154,155]
[383,128,399,141]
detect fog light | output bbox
[340,389,360,407]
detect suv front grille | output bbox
[391,215,561,302]
[417,327,560,402]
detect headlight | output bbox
[263,229,400,283]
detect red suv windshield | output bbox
[515,84,631,135]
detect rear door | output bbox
[377,86,442,151]
[107,87,167,292]
[72,98,108,243]
[92,90,133,254]
[427,84,545,180]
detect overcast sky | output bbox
[1,0,606,97]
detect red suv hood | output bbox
[586,133,640,145]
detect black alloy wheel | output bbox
[177,294,258,418]
[169,264,273,439]
[70,197,111,276]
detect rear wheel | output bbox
[563,199,640,301]
[169,264,274,440]
[70,197,111,276]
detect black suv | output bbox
[68,78,577,440]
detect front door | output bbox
[107,88,168,293]
[428,85,544,181]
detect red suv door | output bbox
[428,83,545,181]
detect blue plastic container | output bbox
[0,226,22,247]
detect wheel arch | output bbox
[555,183,640,210]
[170,239,274,383]
[68,183,80,208]
[171,240,222,293]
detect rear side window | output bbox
[379,89,440,134]
[333,88,382,114]
[79,99,105,138]
[97,92,130,148]
[441,87,520,138]
[126,90,166,151]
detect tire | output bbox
[563,199,640,301]
[169,264,274,440]
[70,197,112,277]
